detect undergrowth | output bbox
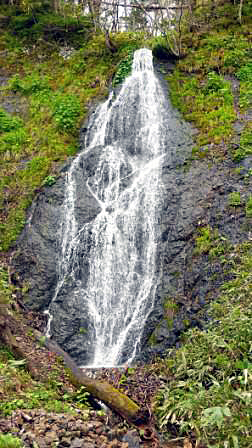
[167,17,252,161]
[155,241,252,447]
[0,348,90,417]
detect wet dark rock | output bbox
[11,65,252,366]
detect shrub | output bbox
[155,243,252,447]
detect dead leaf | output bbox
[183,438,192,448]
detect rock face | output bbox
[12,56,252,366]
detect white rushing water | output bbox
[47,48,168,367]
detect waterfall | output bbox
[47,48,169,367]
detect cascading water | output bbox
[46,48,170,367]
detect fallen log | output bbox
[35,332,149,426]
[0,312,147,424]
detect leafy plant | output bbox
[42,175,56,186]
[52,94,80,132]
[0,434,23,448]
[72,386,90,406]
[0,108,23,133]
[113,49,134,86]
[8,73,51,95]
[245,196,252,217]
[236,63,252,82]
[200,406,231,430]
[228,191,242,207]
[233,123,252,161]
[0,128,27,154]
[204,71,226,94]
[194,226,224,256]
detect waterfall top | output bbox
[132,48,153,73]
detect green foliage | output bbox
[113,49,134,86]
[179,31,250,75]
[0,128,28,155]
[8,73,51,95]
[236,63,252,82]
[0,108,23,132]
[194,226,229,257]
[52,94,80,132]
[204,71,227,94]
[8,11,92,45]
[239,80,252,110]
[163,299,179,313]
[245,196,252,217]
[233,123,252,161]
[228,191,242,207]
[72,386,90,406]
[0,434,23,448]
[155,242,252,447]
[0,356,80,416]
[42,175,56,187]
[168,70,235,153]
[0,105,27,157]
[0,267,12,306]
